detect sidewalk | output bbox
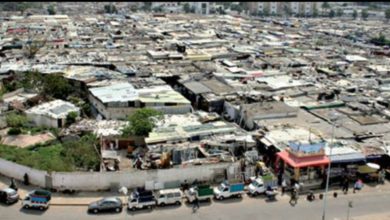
[352,212,390,220]
[0,174,119,206]
[1,174,389,206]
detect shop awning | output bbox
[358,163,379,174]
[329,152,366,164]
[277,151,330,168]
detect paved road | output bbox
[2,190,390,220]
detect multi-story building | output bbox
[269,2,278,15]
[244,2,320,16]
[191,2,210,15]
[151,2,179,9]
[291,2,300,14]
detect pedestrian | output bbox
[289,188,298,206]
[281,179,287,196]
[379,169,386,184]
[23,173,30,186]
[342,177,349,194]
[307,190,315,201]
[182,179,189,191]
[277,172,283,185]
[192,197,200,213]
[353,179,363,193]
[9,178,17,191]
[294,182,300,193]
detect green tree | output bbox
[18,2,30,15]
[336,8,343,17]
[47,5,56,15]
[24,38,47,59]
[0,2,18,11]
[353,9,358,19]
[0,2,31,13]
[230,4,243,13]
[122,108,162,137]
[104,4,117,14]
[152,6,164,13]
[141,2,152,11]
[385,8,390,21]
[18,71,43,91]
[220,2,232,9]
[217,7,226,15]
[361,9,369,20]
[321,2,330,16]
[329,9,335,18]
[183,2,191,13]
[42,74,72,99]
[370,34,390,46]
[313,5,318,17]
[6,113,28,128]
[66,111,78,126]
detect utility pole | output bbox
[321,111,338,220]
[347,200,353,220]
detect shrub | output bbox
[6,113,28,128]
[8,127,21,135]
[66,111,78,126]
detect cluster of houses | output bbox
[0,9,390,190]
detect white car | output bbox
[156,189,182,206]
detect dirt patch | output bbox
[1,132,56,148]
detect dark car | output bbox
[88,197,122,214]
[0,188,19,204]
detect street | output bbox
[2,190,390,220]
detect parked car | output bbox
[88,197,123,214]
[155,189,182,206]
[0,188,19,204]
[22,191,51,210]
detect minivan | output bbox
[156,189,182,206]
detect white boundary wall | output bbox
[0,158,239,191]
[52,162,237,191]
[0,158,48,186]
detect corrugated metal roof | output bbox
[329,152,366,163]
[183,81,211,94]
[89,82,138,103]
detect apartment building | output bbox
[244,2,320,16]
